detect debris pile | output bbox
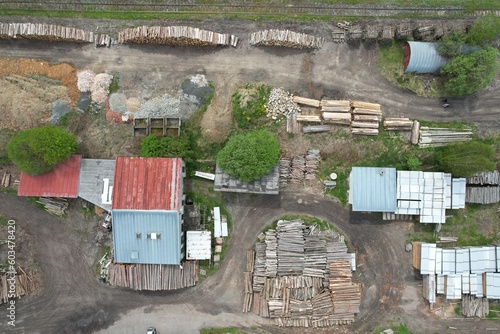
[266,88,301,119]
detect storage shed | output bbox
[403,41,448,74]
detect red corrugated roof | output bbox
[112,157,183,211]
[17,155,82,198]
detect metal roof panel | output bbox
[186,230,211,260]
[350,167,397,212]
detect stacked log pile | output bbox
[281,151,320,184]
[302,125,330,134]
[247,220,358,327]
[265,230,278,277]
[350,101,382,136]
[462,295,489,318]
[250,29,324,49]
[290,156,306,184]
[0,271,39,304]
[243,250,255,313]
[279,158,291,186]
[466,171,500,204]
[107,261,198,290]
[419,127,473,147]
[277,220,306,276]
[329,261,361,318]
[94,34,112,47]
[321,100,351,125]
[383,117,413,131]
[37,197,69,216]
[0,23,93,42]
[117,26,238,46]
[304,150,320,181]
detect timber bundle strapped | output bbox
[250,29,324,49]
[117,26,239,47]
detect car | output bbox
[146,327,157,334]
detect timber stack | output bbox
[0,270,39,304]
[462,295,489,318]
[466,171,500,204]
[280,151,320,184]
[290,156,306,184]
[243,250,255,313]
[250,29,324,49]
[37,197,69,216]
[94,34,112,47]
[304,150,320,181]
[321,99,351,125]
[247,220,358,327]
[0,23,93,42]
[107,261,198,290]
[350,101,382,136]
[418,127,473,147]
[383,117,413,131]
[279,158,291,186]
[117,26,238,46]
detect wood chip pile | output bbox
[250,29,324,49]
[243,220,360,327]
[418,127,473,147]
[466,171,500,204]
[280,150,321,184]
[117,26,238,46]
[0,22,94,42]
[107,261,198,291]
[0,271,39,304]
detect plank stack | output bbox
[117,26,238,46]
[383,117,413,131]
[462,295,489,318]
[0,270,39,304]
[279,158,291,186]
[0,23,94,42]
[466,171,500,204]
[290,156,306,184]
[250,29,325,49]
[304,150,320,181]
[246,220,358,327]
[243,250,255,313]
[350,101,382,136]
[37,197,69,216]
[418,127,473,147]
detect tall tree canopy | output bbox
[440,46,499,96]
[216,130,280,183]
[437,141,496,178]
[437,33,467,59]
[7,125,78,175]
[466,14,500,46]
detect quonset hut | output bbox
[403,41,448,74]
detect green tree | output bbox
[437,33,466,59]
[140,134,195,164]
[7,125,78,175]
[440,46,499,96]
[216,130,280,182]
[437,141,496,178]
[466,14,500,46]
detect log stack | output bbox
[243,250,255,313]
[304,150,320,181]
[277,220,306,276]
[117,26,238,46]
[95,34,112,47]
[250,29,324,49]
[37,197,69,216]
[321,100,351,125]
[266,88,301,119]
[418,127,473,147]
[293,96,320,108]
[279,158,291,186]
[290,156,306,184]
[350,101,382,135]
[0,22,94,43]
[383,117,413,131]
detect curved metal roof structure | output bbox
[403,41,448,74]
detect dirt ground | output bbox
[0,16,499,334]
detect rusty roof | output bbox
[17,155,82,198]
[112,157,183,210]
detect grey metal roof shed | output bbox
[78,159,116,212]
[349,167,397,212]
[403,41,448,74]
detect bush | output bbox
[440,46,499,96]
[437,33,466,59]
[7,125,78,175]
[140,134,195,164]
[216,130,280,182]
[437,140,496,177]
[466,14,500,46]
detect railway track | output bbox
[0,1,487,18]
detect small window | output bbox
[131,251,139,259]
[148,233,161,240]
[136,233,141,239]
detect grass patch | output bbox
[375,320,413,334]
[231,83,271,131]
[0,214,9,226]
[200,328,246,334]
[455,306,462,316]
[487,301,500,320]
[109,73,120,94]
[418,120,474,131]
[378,40,442,97]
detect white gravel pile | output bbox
[108,93,128,114]
[91,73,112,104]
[134,93,180,118]
[266,87,301,119]
[190,74,209,87]
[77,70,95,92]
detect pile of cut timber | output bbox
[383,117,413,131]
[250,29,324,49]
[304,150,320,181]
[0,270,39,304]
[466,171,500,204]
[280,151,320,184]
[247,220,358,327]
[37,197,69,216]
[279,158,291,185]
[419,127,473,147]
[302,125,330,134]
[350,101,382,136]
[462,295,489,318]
[266,88,301,119]
[1,172,12,188]
[107,261,198,290]
[297,114,322,123]
[329,261,360,318]
[94,34,111,47]
[0,23,93,42]
[293,96,320,108]
[321,100,351,112]
[117,26,238,46]
[290,156,306,184]
[467,171,500,185]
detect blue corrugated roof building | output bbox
[349,167,397,212]
[112,210,182,265]
[403,41,448,74]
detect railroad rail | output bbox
[2,1,496,18]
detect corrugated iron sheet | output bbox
[78,159,115,211]
[451,178,466,209]
[442,249,456,275]
[112,209,181,265]
[17,155,82,198]
[446,274,462,299]
[186,230,211,260]
[112,157,183,210]
[350,167,397,212]
[455,248,470,274]
[436,274,445,294]
[404,41,448,74]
